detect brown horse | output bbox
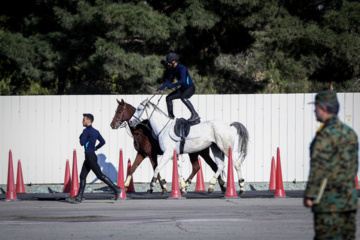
[110,99,226,194]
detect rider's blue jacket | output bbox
[157,64,194,91]
[80,125,105,153]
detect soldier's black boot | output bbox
[102,175,122,200]
[183,99,200,122]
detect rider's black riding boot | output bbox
[74,179,86,202]
[183,99,200,122]
[166,102,175,119]
[102,175,122,200]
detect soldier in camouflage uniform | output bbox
[304,90,359,239]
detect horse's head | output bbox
[129,98,150,128]
[110,99,136,129]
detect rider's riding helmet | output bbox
[165,53,179,64]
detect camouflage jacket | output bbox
[305,116,359,213]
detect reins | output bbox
[114,92,170,139]
[147,93,164,123]
[134,93,172,139]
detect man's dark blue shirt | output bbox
[80,125,105,153]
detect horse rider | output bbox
[156,53,200,122]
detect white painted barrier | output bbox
[1,93,359,185]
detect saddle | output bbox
[173,118,201,154]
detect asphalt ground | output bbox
[0,190,305,201]
[1,190,360,240]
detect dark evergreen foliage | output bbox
[0,0,359,95]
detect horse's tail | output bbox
[230,122,249,163]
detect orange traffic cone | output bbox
[126,159,135,193]
[224,147,239,198]
[6,150,18,201]
[195,158,206,191]
[70,150,79,197]
[117,149,128,199]
[169,150,183,199]
[16,160,26,194]
[268,157,276,190]
[274,147,286,197]
[355,175,360,190]
[63,159,72,193]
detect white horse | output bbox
[129,99,249,194]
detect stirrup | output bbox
[189,118,201,126]
[189,117,200,122]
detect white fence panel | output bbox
[262,94,272,183]
[294,94,305,182]
[1,93,359,185]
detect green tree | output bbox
[0,1,178,94]
[0,0,359,95]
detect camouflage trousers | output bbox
[314,211,356,240]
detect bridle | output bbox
[112,103,130,129]
[131,93,161,124]
[131,94,171,138]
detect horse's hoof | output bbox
[161,189,168,195]
[181,189,187,196]
[147,189,153,194]
[208,186,214,193]
[220,186,226,194]
[239,189,245,195]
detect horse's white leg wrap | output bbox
[180,176,186,189]
[208,176,217,193]
[209,177,217,185]
[151,176,157,187]
[124,175,132,187]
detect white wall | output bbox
[1,93,359,185]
